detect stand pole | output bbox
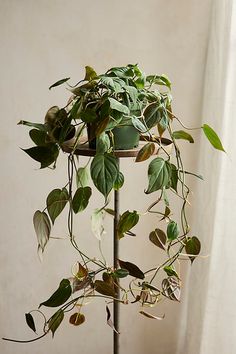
[113,158,120,354]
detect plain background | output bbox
[0,1,213,353]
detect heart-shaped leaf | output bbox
[149,229,166,250]
[118,260,144,280]
[94,280,116,298]
[72,187,92,213]
[117,210,139,239]
[23,143,59,168]
[90,153,119,197]
[76,166,90,188]
[113,171,124,191]
[185,236,201,263]
[108,97,129,115]
[146,157,171,194]
[135,142,155,162]
[167,221,179,241]
[33,210,51,253]
[39,279,72,308]
[84,66,98,81]
[46,188,69,224]
[69,313,85,326]
[143,102,162,129]
[29,129,47,146]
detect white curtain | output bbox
[177,1,236,353]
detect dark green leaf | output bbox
[135,142,155,162]
[69,313,85,326]
[72,187,92,213]
[48,309,64,337]
[146,157,171,194]
[113,269,129,278]
[169,164,178,192]
[80,108,97,123]
[202,124,225,151]
[47,188,69,224]
[29,129,47,146]
[95,117,110,136]
[94,280,116,298]
[23,144,59,168]
[33,210,51,253]
[149,229,166,250]
[84,66,98,81]
[185,236,201,263]
[49,78,70,90]
[143,103,162,129]
[118,260,144,280]
[172,130,194,143]
[76,167,90,188]
[108,97,129,115]
[113,171,124,191]
[117,210,139,239]
[90,153,119,197]
[25,313,36,333]
[104,208,115,216]
[18,120,47,131]
[167,221,179,241]
[39,279,72,308]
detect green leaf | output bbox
[169,164,178,192]
[146,74,171,89]
[135,142,155,162]
[131,116,147,133]
[117,210,139,239]
[143,103,162,128]
[48,309,64,337]
[84,66,98,81]
[100,76,124,93]
[125,86,138,102]
[95,132,110,155]
[76,166,90,188]
[113,171,124,191]
[33,210,51,253]
[90,153,119,197]
[49,78,70,90]
[202,124,225,151]
[72,187,92,213]
[113,268,129,278]
[94,280,116,298]
[79,108,97,123]
[18,120,47,131]
[135,75,145,89]
[23,144,59,168]
[91,208,105,239]
[69,313,85,326]
[46,188,69,224]
[185,236,201,263]
[118,260,144,280]
[108,97,129,115]
[172,130,194,143]
[163,266,179,278]
[149,229,166,250]
[146,157,171,194]
[25,313,36,333]
[29,129,48,146]
[167,221,179,241]
[40,279,72,308]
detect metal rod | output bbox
[113,158,120,354]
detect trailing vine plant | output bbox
[3,64,224,342]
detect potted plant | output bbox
[3,64,224,346]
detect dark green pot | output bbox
[88,124,139,150]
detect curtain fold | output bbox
[177,1,236,353]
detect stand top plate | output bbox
[62,137,172,158]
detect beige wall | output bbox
[0,1,212,353]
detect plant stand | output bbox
[67,139,172,354]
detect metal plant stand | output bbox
[67,139,172,354]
